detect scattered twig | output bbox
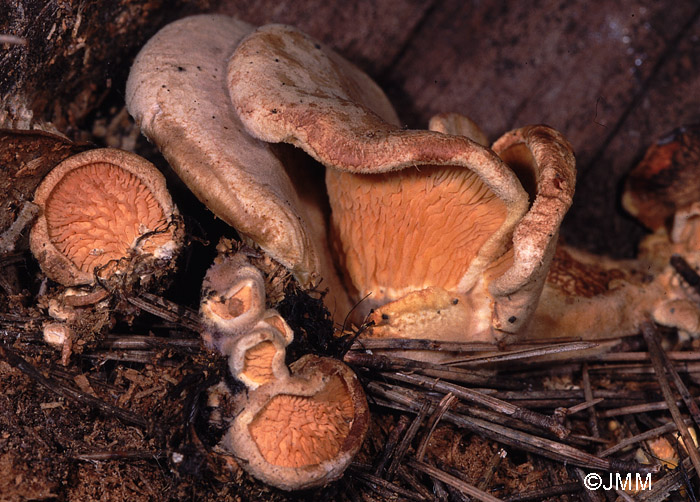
[599,399,700,418]
[444,341,599,366]
[641,321,700,478]
[415,392,457,461]
[127,293,202,332]
[671,254,700,296]
[0,342,151,430]
[346,351,524,388]
[349,465,427,501]
[384,372,570,439]
[373,414,410,477]
[81,350,179,365]
[396,466,435,501]
[368,381,657,474]
[0,201,39,253]
[386,400,431,480]
[600,421,691,458]
[72,450,167,461]
[477,448,506,491]
[638,457,696,502]
[101,335,201,351]
[582,362,600,439]
[504,481,582,502]
[350,337,500,352]
[0,34,27,45]
[571,467,605,502]
[490,388,650,403]
[587,351,700,362]
[563,398,606,416]
[408,458,503,502]
[646,329,700,431]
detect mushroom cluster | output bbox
[200,249,368,490]
[126,15,577,348]
[124,13,700,489]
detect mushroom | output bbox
[227,24,578,343]
[30,148,182,288]
[199,251,369,489]
[224,354,369,491]
[200,252,267,350]
[622,125,700,232]
[523,127,700,343]
[127,16,578,343]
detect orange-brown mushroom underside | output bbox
[45,163,169,273]
[248,375,355,468]
[242,341,278,386]
[326,165,507,301]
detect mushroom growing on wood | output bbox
[30,148,182,287]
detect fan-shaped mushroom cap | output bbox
[358,123,575,344]
[225,354,369,491]
[228,25,532,332]
[30,148,181,287]
[126,16,350,316]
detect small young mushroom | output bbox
[198,251,369,488]
[224,354,369,491]
[225,321,291,389]
[200,252,267,350]
[30,148,182,287]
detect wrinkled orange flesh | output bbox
[241,341,278,385]
[248,375,354,468]
[327,165,507,299]
[45,162,169,273]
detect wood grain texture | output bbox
[216,0,436,74]
[380,0,700,256]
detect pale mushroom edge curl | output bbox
[227,22,576,342]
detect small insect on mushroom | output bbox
[30,148,183,289]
